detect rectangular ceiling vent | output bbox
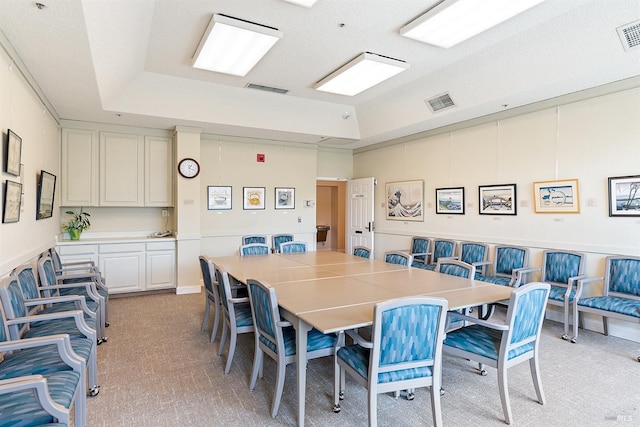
[425,92,455,113]
[617,19,640,52]
[245,83,288,94]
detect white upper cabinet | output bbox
[61,129,99,206]
[99,132,144,206]
[144,136,173,207]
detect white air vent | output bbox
[617,19,640,52]
[425,93,455,113]
[245,83,288,94]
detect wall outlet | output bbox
[161,209,170,217]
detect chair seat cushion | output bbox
[25,317,97,337]
[337,344,433,384]
[475,275,512,286]
[577,296,640,318]
[260,326,336,356]
[548,285,576,302]
[232,303,254,327]
[39,299,100,315]
[411,262,435,271]
[0,343,79,378]
[444,324,533,361]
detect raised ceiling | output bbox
[0,0,639,150]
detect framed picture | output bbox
[386,180,424,221]
[243,187,265,210]
[36,170,56,220]
[435,187,465,214]
[608,175,640,217]
[533,179,580,213]
[207,185,232,210]
[275,187,295,209]
[5,129,22,176]
[479,183,517,215]
[3,180,22,223]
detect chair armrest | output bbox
[0,334,83,369]
[229,296,249,304]
[0,376,68,419]
[446,312,509,330]
[39,282,101,301]
[473,261,492,267]
[276,320,293,328]
[511,267,540,287]
[6,311,96,340]
[25,295,96,318]
[345,329,373,348]
[56,271,101,282]
[574,276,605,300]
[440,256,458,261]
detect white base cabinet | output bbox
[57,239,175,294]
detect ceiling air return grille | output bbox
[617,19,640,52]
[425,93,455,113]
[245,83,288,94]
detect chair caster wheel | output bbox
[561,334,569,340]
[406,392,415,401]
[97,338,104,345]
[440,388,445,396]
[339,391,344,400]
[105,322,110,327]
[88,385,100,397]
[332,404,341,413]
[570,337,577,344]
[479,369,487,376]
[636,356,640,363]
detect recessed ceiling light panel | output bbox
[192,14,282,76]
[282,0,318,7]
[314,52,410,96]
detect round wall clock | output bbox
[178,158,200,178]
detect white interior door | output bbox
[346,177,375,258]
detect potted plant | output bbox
[62,208,91,240]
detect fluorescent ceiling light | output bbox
[314,52,410,96]
[400,0,546,48]
[283,0,318,7]
[192,14,282,76]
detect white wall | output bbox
[354,87,640,340]
[0,45,60,276]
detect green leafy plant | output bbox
[62,208,91,233]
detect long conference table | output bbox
[212,251,514,427]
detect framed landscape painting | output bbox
[608,175,640,217]
[478,183,517,215]
[533,179,580,213]
[386,180,424,221]
[435,187,464,214]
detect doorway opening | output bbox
[316,180,346,252]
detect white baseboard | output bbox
[176,285,202,295]
[546,307,640,343]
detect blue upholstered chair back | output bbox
[247,280,279,350]
[242,235,267,245]
[13,265,40,301]
[0,277,29,339]
[353,246,371,259]
[199,256,216,295]
[494,246,528,276]
[240,243,270,256]
[410,237,430,263]
[272,234,294,253]
[0,294,9,344]
[39,257,58,289]
[384,251,411,266]
[507,283,551,347]
[214,266,232,313]
[436,259,474,279]
[280,241,307,253]
[431,239,456,264]
[606,256,640,297]
[459,242,489,268]
[542,250,585,285]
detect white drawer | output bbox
[146,241,175,251]
[99,243,145,254]
[57,245,98,255]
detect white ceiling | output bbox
[1,0,639,150]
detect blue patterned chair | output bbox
[353,246,371,259]
[0,276,99,398]
[46,249,109,328]
[435,259,474,331]
[0,278,88,427]
[240,243,270,256]
[272,234,294,253]
[279,241,307,253]
[199,256,221,343]
[537,250,586,341]
[13,263,106,345]
[443,282,550,425]
[572,256,640,359]
[246,279,337,417]
[333,296,448,427]
[413,239,456,271]
[214,265,254,374]
[242,234,267,245]
[475,245,535,287]
[453,241,490,275]
[384,251,412,266]
[402,236,430,267]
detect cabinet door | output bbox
[99,132,144,206]
[146,251,175,290]
[99,250,145,294]
[145,136,173,207]
[61,129,99,206]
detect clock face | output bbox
[178,158,200,178]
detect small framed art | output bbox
[275,187,295,209]
[208,186,232,210]
[608,175,640,217]
[3,180,22,223]
[243,187,265,210]
[533,179,580,213]
[435,187,465,214]
[479,183,517,215]
[5,129,22,176]
[36,170,56,220]
[386,180,424,221]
